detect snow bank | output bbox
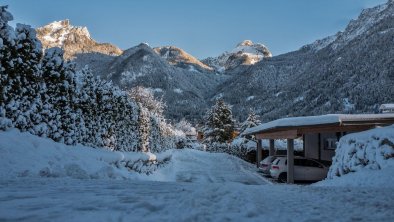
[316,125,394,187]
[0,129,172,180]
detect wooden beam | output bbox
[256,130,298,140]
[269,139,275,156]
[287,139,294,184]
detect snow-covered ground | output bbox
[1,128,393,221]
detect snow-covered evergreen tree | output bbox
[0,6,15,130]
[203,99,234,144]
[239,109,261,136]
[229,110,261,161]
[129,86,165,117]
[128,86,178,152]
[41,47,79,144]
[0,8,43,132]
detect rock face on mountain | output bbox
[36,20,122,59]
[217,0,394,122]
[153,46,214,73]
[202,40,272,73]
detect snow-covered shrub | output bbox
[229,137,256,161]
[328,125,394,178]
[205,142,229,153]
[175,119,197,136]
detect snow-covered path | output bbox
[147,149,267,185]
[1,178,393,222]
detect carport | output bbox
[243,114,394,183]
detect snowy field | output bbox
[1,129,394,221]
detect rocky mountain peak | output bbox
[153,46,214,73]
[36,20,122,60]
[202,40,272,73]
[232,40,272,58]
[237,40,254,47]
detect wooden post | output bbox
[257,139,262,167]
[287,138,294,184]
[269,139,275,156]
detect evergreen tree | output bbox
[41,47,79,144]
[203,99,234,143]
[129,86,165,117]
[0,9,43,131]
[239,109,261,136]
[227,110,261,161]
[76,67,97,146]
[0,6,15,130]
[128,86,177,152]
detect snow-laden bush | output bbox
[203,140,252,161]
[328,124,394,178]
[229,137,256,160]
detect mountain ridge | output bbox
[36,19,123,60]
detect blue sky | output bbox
[3,0,387,58]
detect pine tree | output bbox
[228,110,261,161]
[239,109,261,136]
[129,86,165,117]
[0,9,43,132]
[41,47,78,144]
[0,6,16,130]
[204,99,234,143]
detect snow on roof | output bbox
[380,104,394,109]
[244,113,394,135]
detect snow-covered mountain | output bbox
[305,1,393,52]
[153,46,214,73]
[36,21,225,121]
[202,40,272,73]
[77,43,226,121]
[36,20,122,59]
[35,1,394,123]
[217,0,394,121]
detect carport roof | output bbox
[243,113,394,136]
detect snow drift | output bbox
[0,129,171,180]
[0,128,265,185]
